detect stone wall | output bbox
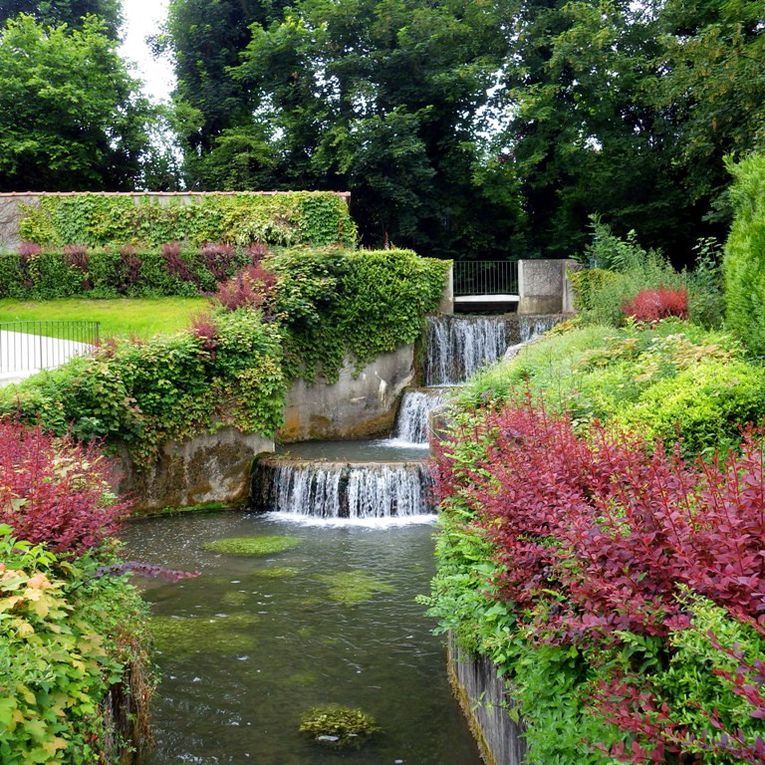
[118,427,274,514]
[448,634,527,765]
[280,344,415,442]
[120,344,415,511]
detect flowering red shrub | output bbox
[247,242,271,261]
[0,421,129,554]
[215,262,277,312]
[622,287,689,322]
[199,242,237,282]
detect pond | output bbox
[122,511,483,765]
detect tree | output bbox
[167,0,517,257]
[0,0,121,37]
[0,14,155,191]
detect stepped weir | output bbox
[252,313,562,521]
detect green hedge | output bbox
[724,153,765,354]
[0,247,253,299]
[17,192,356,249]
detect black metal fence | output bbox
[0,320,100,375]
[453,260,519,296]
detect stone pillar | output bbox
[438,262,455,314]
[518,259,576,314]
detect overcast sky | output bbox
[119,0,174,103]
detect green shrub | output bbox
[271,248,450,381]
[0,528,150,765]
[614,358,765,455]
[724,153,765,353]
[17,192,356,249]
[0,309,286,464]
[460,320,762,457]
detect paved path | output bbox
[0,330,93,385]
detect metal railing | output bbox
[454,260,519,296]
[0,321,100,374]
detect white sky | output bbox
[119,0,174,103]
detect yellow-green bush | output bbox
[724,153,765,354]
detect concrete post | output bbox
[438,261,454,314]
[518,259,576,314]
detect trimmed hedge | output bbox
[16,192,356,249]
[0,246,253,299]
[724,153,765,354]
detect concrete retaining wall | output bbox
[448,634,527,765]
[118,427,274,514]
[280,344,415,442]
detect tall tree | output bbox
[0,14,154,191]
[0,0,121,37]
[168,0,517,257]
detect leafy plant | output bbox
[0,422,127,554]
[298,705,380,750]
[622,287,688,322]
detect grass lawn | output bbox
[0,297,208,339]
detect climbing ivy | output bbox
[17,192,356,249]
[270,248,450,381]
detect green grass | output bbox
[0,297,207,339]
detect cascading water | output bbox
[425,316,507,386]
[518,314,561,343]
[390,389,446,445]
[253,458,433,518]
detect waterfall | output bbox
[253,460,433,518]
[518,315,561,343]
[391,389,446,445]
[425,316,508,386]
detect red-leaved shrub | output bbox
[190,313,219,358]
[433,401,765,762]
[433,403,765,639]
[0,421,129,554]
[17,241,42,257]
[199,242,237,282]
[622,287,689,322]
[63,244,89,271]
[215,263,277,312]
[162,241,197,284]
[117,245,143,292]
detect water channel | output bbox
[122,314,557,763]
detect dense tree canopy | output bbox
[0,14,154,191]
[167,0,515,258]
[0,0,121,37]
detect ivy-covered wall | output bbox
[0,191,356,250]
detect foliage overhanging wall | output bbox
[12,191,356,249]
